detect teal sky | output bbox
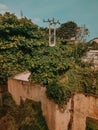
[0,0,98,40]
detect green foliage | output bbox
[67,66,98,94]
[0,12,46,85]
[29,41,98,107]
[0,12,98,109]
[57,21,89,42]
[57,21,78,39]
[29,45,71,86]
[46,82,71,108]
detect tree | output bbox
[0,12,46,85]
[57,21,78,40]
[57,21,89,42]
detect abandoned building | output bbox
[8,71,98,130]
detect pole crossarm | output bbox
[52,18,60,25]
[43,18,60,47]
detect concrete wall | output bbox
[8,77,98,130]
[72,93,98,130]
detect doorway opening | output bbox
[86,117,98,130]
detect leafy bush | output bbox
[0,12,46,85]
[46,82,71,108]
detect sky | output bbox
[0,0,98,41]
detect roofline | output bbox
[89,37,98,43]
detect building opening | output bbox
[86,117,98,130]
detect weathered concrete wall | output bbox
[72,93,98,130]
[8,77,98,130]
[8,78,72,130]
[8,78,49,105]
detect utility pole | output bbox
[52,18,60,46]
[43,19,52,46]
[43,18,60,46]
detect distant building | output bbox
[90,38,98,44]
[82,50,98,70]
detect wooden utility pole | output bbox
[43,18,60,46]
